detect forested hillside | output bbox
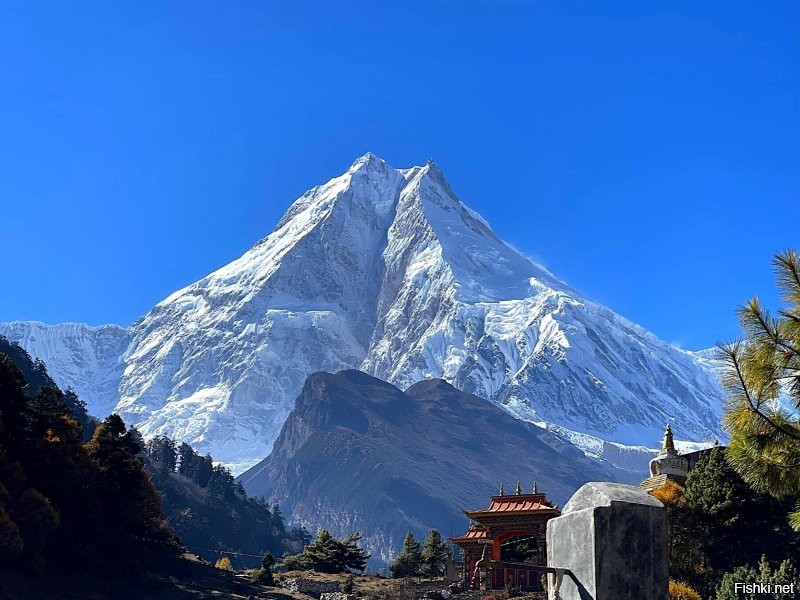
[142,435,310,568]
[0,335,307,574]
[0,337,176,575]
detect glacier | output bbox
[0,153,725,473]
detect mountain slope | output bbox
[237,369,626,562]
[0,153,725,471]
[0,321,129,417]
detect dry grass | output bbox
[270,572,451,600]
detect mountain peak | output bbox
[237,369,624,562]
[4,153,726,473]
[347,151,389,173]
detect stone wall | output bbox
[282,577,342,598]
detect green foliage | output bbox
[0,338,175,575]
[420,529,449,577]
[0,506,23,558]
[279,552,308,571]
[62,388,95,441]
[390,531,422,578]
[342,531,370,573]
[207,464,236,500]
[147,436,177,473]
[718,248,800,528]
[500,536,538,564]
[0,335,308,576]
[85,414,169,541]
[258,552,276,585]
[342,573,355,593]
[284,529,370,574]
[302,529,344,573]
[175,444,213,488]
[715,556,799,600]
[142,437,304,568]
[659,447,799,596]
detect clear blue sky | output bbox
[1,1,798,350]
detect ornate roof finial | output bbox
[499,483,505,496]
[661,423,677,456]
[533,481,539,494]
[515,481,522,495]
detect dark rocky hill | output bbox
[238,370,631,563]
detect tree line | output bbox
[390,530,450,578]
[0,337,174,574]
[141,434,310,568]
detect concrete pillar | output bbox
[546,482,668,600]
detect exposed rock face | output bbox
[238,370,632,563]
[1,153,725,471]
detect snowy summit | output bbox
[0,154,725,472]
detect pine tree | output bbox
[207,464,235,499]
[682,446,798,595]
[390,532,422,578]
[272,503,285,533]
[342,531,370,573]
[0,505,23,558]
[420,529,449,578]
[147,436,177,473]
[0,355,31,455]
[61,387,94,440]
[302,529,345,573]
[715,556,799,600]
[718,248,800,529]
[127,426,145,455]
[61,387,87,418]
[194,454,214,488]
[177,442,198,478]
[29,386,68,439]
[258,551,276,585]
[0,340,176,573]
[85,414,170,541]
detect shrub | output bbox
[669,580,701,600]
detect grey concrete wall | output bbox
[546,482,668,600]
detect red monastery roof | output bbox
[488,494,551,512]
[450,528,489,544]
[463,491,560,521]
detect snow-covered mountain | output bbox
[0,321,129,417]
[0,153,725,472]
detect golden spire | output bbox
[515,481,522,495]
[661,423,677,455]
